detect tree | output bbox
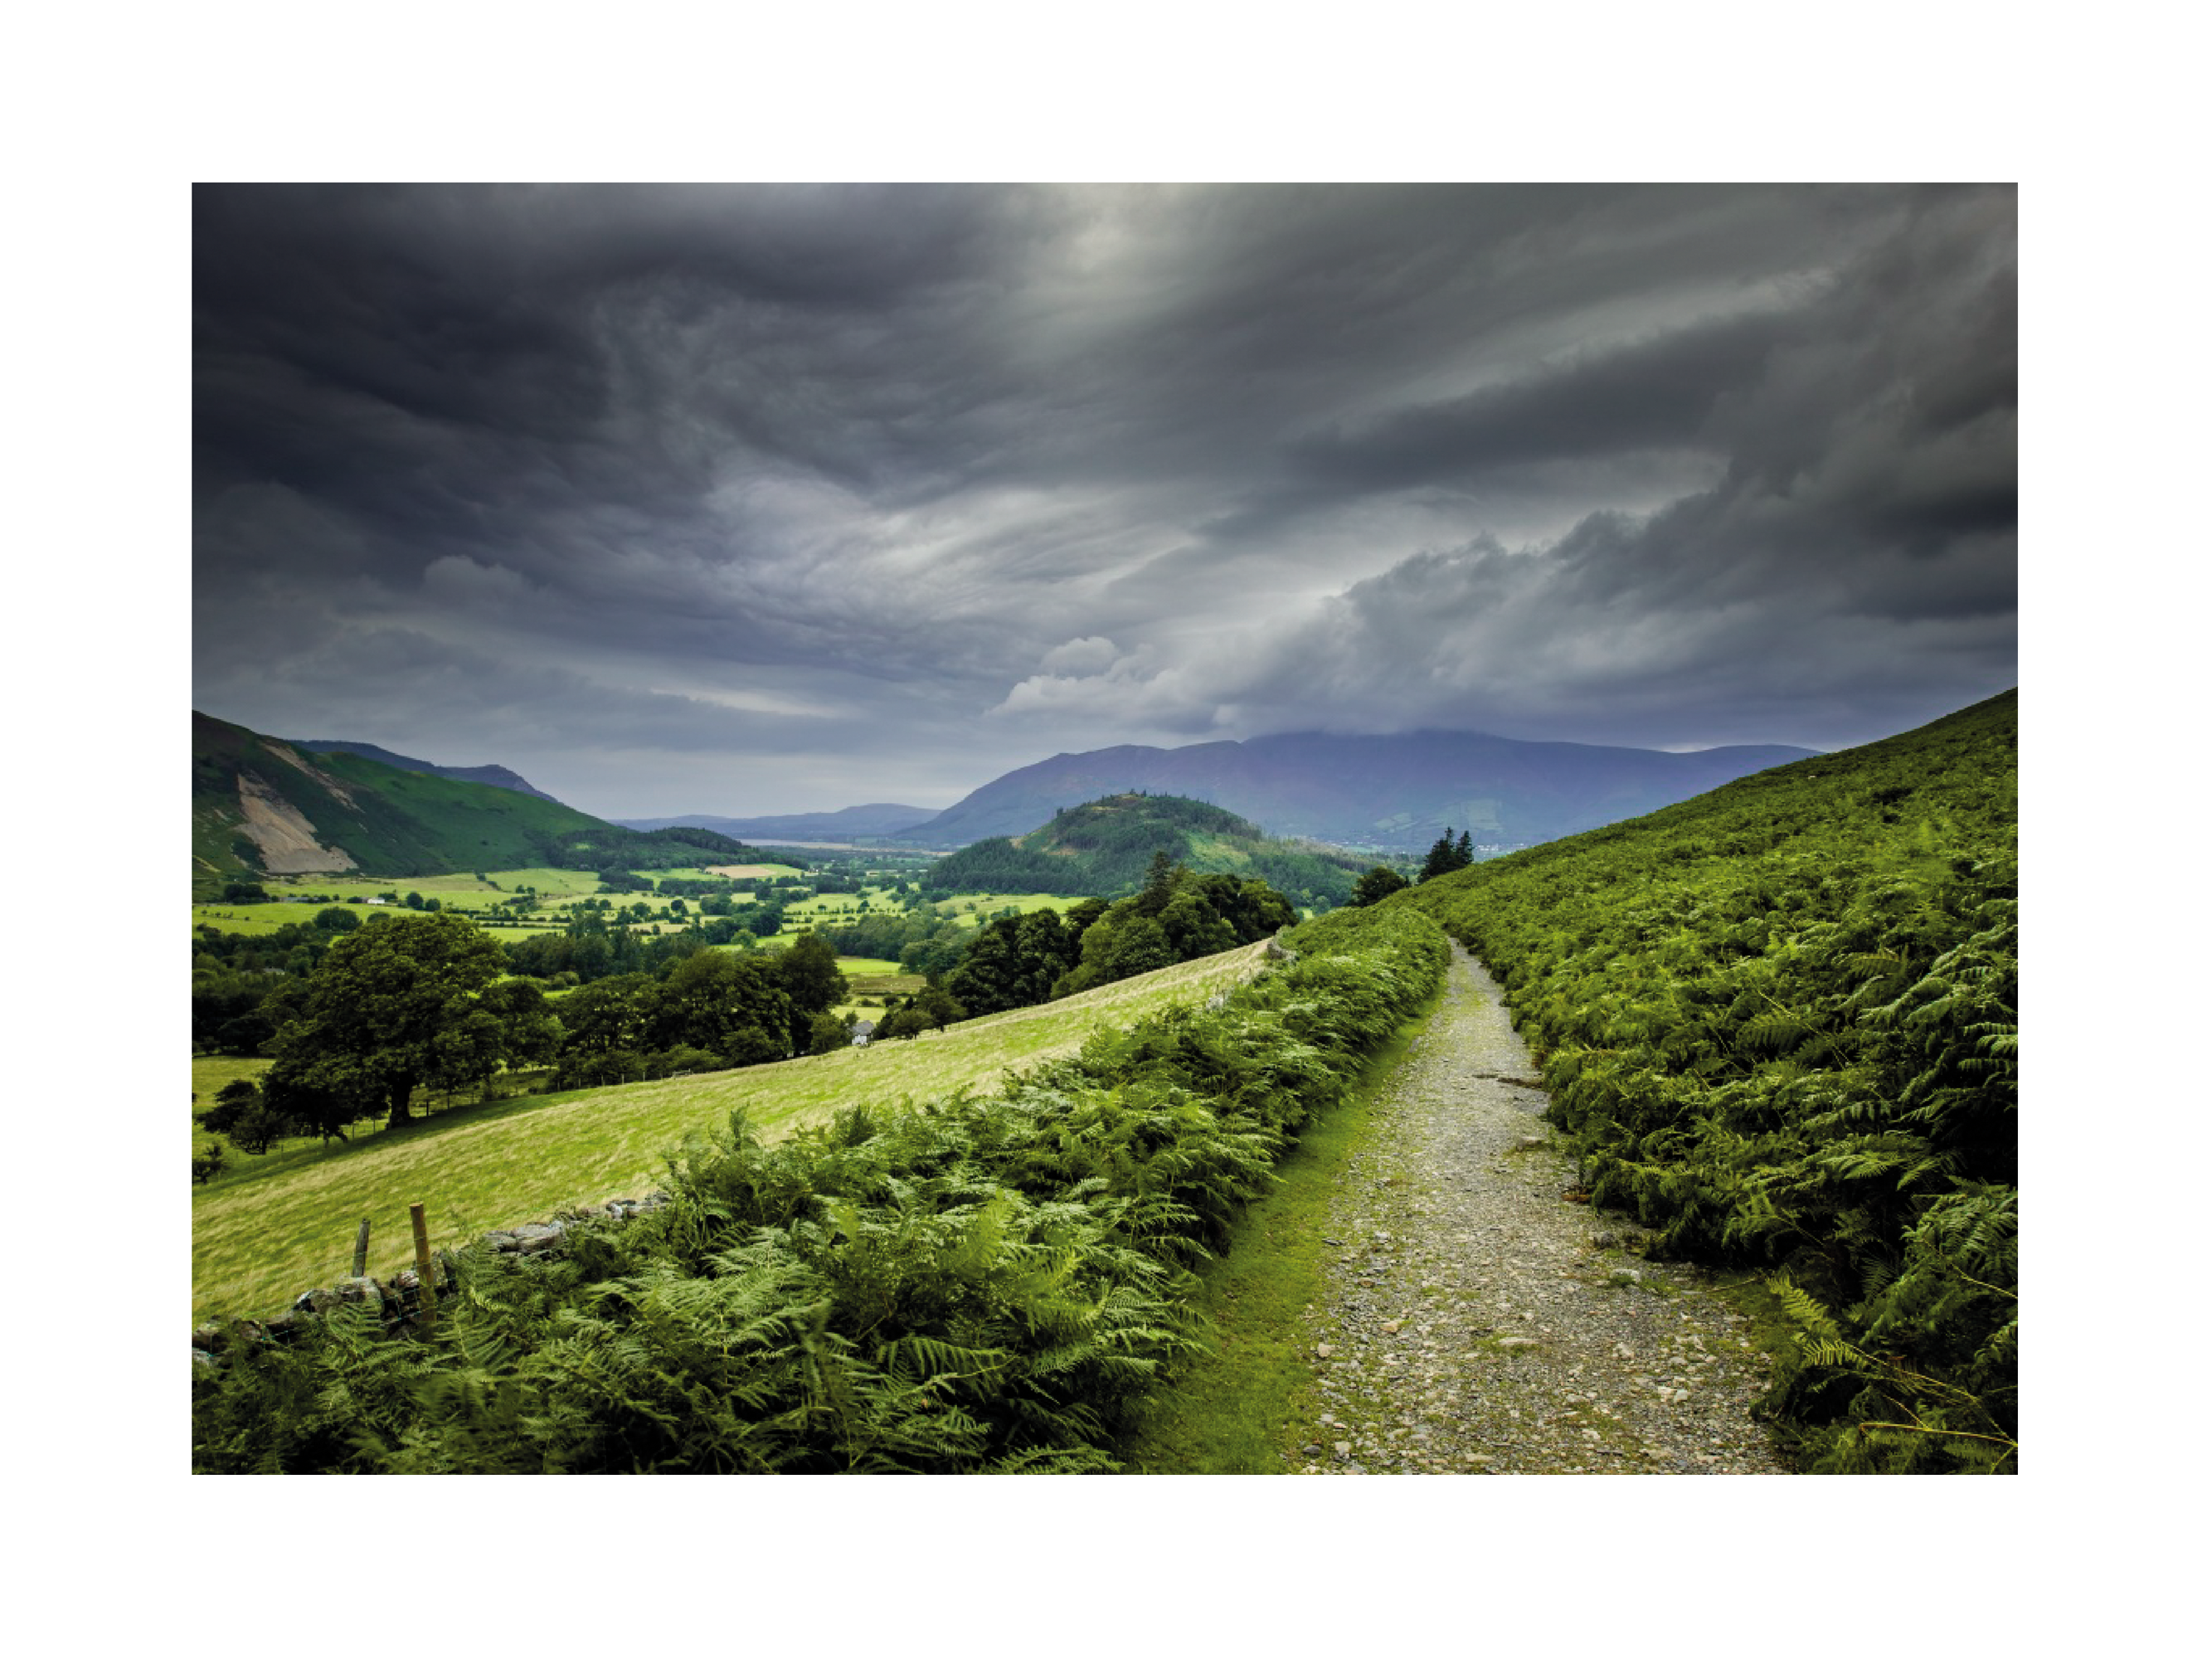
[1157,890,1236,960]
[771,934,848,1049]
[194,1078,293,1154]
[1135,849,1181,916]
[264,911,517,1128]
[913,985,967,1029]
[557,972,659,1058]
[258,1065,362,1144]
[651,951,791,1066]
[1352,865,1408,907]
[1419,830,1472,883]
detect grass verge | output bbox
[1110,983,1442,1473]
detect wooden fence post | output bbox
[409,1202,436,1329]
[352,1218,371,1280]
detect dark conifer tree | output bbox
[1418,833,1457,883]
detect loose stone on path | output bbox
[1291,941,1790,1477]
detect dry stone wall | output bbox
[190,1191,671,1370]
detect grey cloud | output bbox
[988,192,2015,756]
[196,183,2014,813]
[1289,308,1797,488]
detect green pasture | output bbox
[191,941,1272,1321]
[193,899,566,939]
[193,902,342,936]
[934,893,1089,925]
[777,884,907,922]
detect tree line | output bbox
[196,859,1306,1162]
[196,913,852,1153]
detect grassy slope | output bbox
[194,714,622,890]
[191,941,1271,1321]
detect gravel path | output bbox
[1290,942,1791,1476]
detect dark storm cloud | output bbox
[995,188,2015,753]
[194,182,2015,816]
[1290,308,1796,487]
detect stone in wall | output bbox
[192,1190,674,1368]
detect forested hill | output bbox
[1393,688,2018,1472]
[192,712,775,896]
[926,792,1367,908]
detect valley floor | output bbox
[1288,943,1791,1475]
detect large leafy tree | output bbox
[650,950,793,1066]
[769,934,848,1051]
[264,911,528,1128]
[944,908,1085,1017]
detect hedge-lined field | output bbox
[1396,691,2016,1472]
[191,943,1276,1323]
[192,906,1447,1472]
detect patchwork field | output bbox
[191,940,1271,1321]
[933,892,1090,923]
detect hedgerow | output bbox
[192,906,1446,1473]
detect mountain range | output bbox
[616,803,936,842]
[876,729,1818,852]
[199,711,1826,898]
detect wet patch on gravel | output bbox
[1289,943,1791,1477]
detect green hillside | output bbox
[193,712,772,897]
[192,940,1278,1322]
[926,792,1365,907]
[1394,689,2017,1472]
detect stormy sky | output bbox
[193,183,2016,820]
